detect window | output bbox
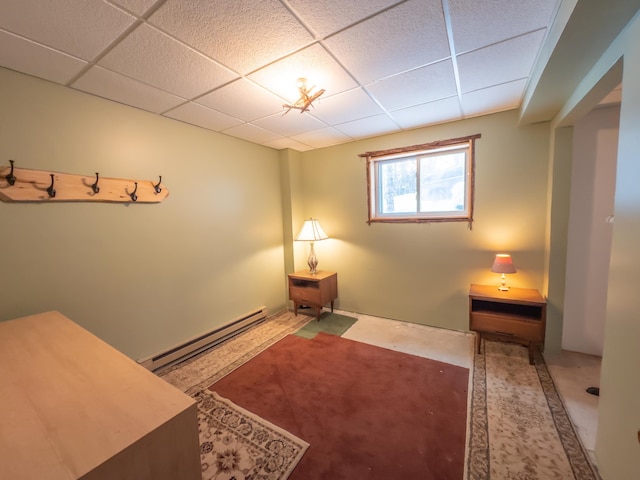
[361,134,480,225]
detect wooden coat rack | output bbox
[0,161,168,203]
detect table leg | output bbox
[528,343,535,365]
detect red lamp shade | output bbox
[491,254,517,274]
[491,254,516,291]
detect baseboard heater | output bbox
[138,306,267,372]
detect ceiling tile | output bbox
[324,0,450,83]
[72,66,186,114]
[389,96,462,129]
[367,60,457,111]
[461,79,526,116]
[222,123,284,145]
[149,0,314,75]
[248,44,357,100]
[308,88,384,125]
[0,0,563,151]
[164,102,244,131]
[457,30,546,93]
[99,24,238,99]
[253,111,327,137]
[264,137,315,152]
[448,0,559,53]
[0,0,136,60]
[287,0,404,38]
[335,114,400,138]
[292,127,353,148]
[0,30,87,85]
[196,79,283,122]
[110,0,158,16]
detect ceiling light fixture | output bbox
[282,77,325,115]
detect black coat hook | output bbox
[130,182,138,202]
[153,175,162,194]
[5,160,16,186]
[47,174,56,198]
[91,172,100,194]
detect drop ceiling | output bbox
[0,0,561,151]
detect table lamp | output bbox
[295,218,328,274]
[491,253,516,291]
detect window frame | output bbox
[360,134,480,227]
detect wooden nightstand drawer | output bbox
[470,313,543,342]
[289,285,322,304]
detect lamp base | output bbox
[307,242,318,274]
[497,273,509,291]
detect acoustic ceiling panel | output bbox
[324,0,450,84]
[149,0,314,75]
[73,65,185,114]
[98,24,238,99]
[0,0,567,151]
[0,0,136,60]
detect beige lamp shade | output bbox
[295,219,328,274]
[295,219,328,242]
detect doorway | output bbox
[547,83,621,463]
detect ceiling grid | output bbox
[0,0,561,151]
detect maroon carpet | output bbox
[211,332,469,479]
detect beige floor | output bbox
[545,349,601,464]
[336,309,600,465]
[340,310,474,369]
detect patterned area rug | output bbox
[468,340,601,479]
[195,389,309,480]
[159,311,309,395]
[160,311,601,479]
[159,312,313,480]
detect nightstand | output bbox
[288,270,338,321]
[469,284,547,365]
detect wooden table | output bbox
[469,284,547,364]
[288,270,338,320]
[0,311,202,480]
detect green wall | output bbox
[544,125,574,354]
[0,68,552,359]
[0,68,287,360]
[295,110,550,332]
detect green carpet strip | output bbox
[294,312,358,339]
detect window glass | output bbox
[379,158,416,214]
[419,149,466,213]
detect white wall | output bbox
[563,105,619,355]
[596,12,640,478]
